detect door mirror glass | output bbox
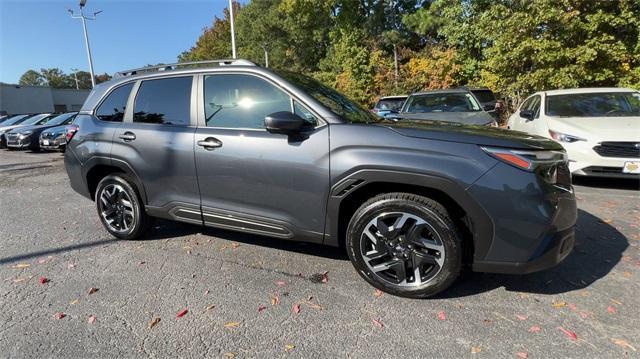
[264,111,306,134]
[520,109,535,121]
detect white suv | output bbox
[507,88,640,178]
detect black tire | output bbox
[95,174,153,240]
[346,192,462,298]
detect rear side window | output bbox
[96,83,134,122]
[133,77,192,126]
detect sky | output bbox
[0,0,238,84]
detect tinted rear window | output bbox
[96,83,134,122]
[133,77,192,126]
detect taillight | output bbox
[65,124,79,142]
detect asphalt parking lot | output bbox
[1,150,638,358]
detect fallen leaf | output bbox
[607,305,617,314]
[611,338,636,351]
[374,289,384,298]
[372,318,384,329]
[67,263,76,269]
[516,352,529,358]
[275,281,286,287]
[206,305,216,311]
[88,287,99,295]
[38,259,47,264]
[568,303,577,311]
[558,326,577,341]
[258,305,267,313]
[224,322,240,328]
[599,219,613,224]
[471,346,482,354]
[139,261,146,265]
[437,311,446,320]
[578,311,591,319]
[270,294,280,306]
[552,301,567,308]
[39,277,49,284]
[231,243,241,248]
[623,271,632,278]
[148,317,161,329]
[611,299,623,305]
[176,309,188,318]
[204,289,210,295]
[223,353,235,358]
[320,271,329,283]
[516,314,528,321]
[69,299,79,305]
[55,312,66,320]
[292,304,301,314]
[12,278,26,283]
[88,315,96,324]
[529,326,541,333]
[285,344,295,352]
[12,263,30,269]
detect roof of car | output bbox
[542,87,638,96]
[378,95,408,100]
[410,89,471,96]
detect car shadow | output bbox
[438,208,628,298]
[572,176,639,190]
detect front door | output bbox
[111,76,201,219]
[194,73,330,242]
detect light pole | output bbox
[69,0,101,88]
[228,0,237,59]
[71,68,79,90]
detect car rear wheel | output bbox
[95,175,153,240]
[346,193,462,298]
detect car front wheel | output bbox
[95,175,153,240]
[346,193,462,298]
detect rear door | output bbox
[193,72,330,242]
[111,76,201,219]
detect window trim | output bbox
[196,72,326,131]
[94,81,136,123]
[123,75,196,126]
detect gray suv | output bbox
[64,60,577,298]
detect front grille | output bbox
[593,142,640,158]
[6,133,19,141]
[584,166,624,174]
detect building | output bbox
[0,83,91,115]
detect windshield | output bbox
[2,114,31,126]
[546,92,640,117]
[274,70,379,123]
[405,92,482,113]
[374,98,406,111]
[471,90,496,104]
[22,114,53,125]
[46,112,78,126]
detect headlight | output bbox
[549,130,585,143]
[481,146,567,171]
[20,130,33,136]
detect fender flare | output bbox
[323,169,494,261]
[82,156,149,204]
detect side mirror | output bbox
[264,111,306,134]
[383,111,401,121]
[519,109,535,121]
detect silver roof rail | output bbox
[114,59,256,78]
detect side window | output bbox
[133,77,192,126]
[520,97,534,112]
[95,83,134,122]
[530,96,541,118]
[293,100,318,126]
[204,74,293,129]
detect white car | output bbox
[507,88,640,178]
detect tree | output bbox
[95,73,112,84]
[19,70,45,86]
[178,2,239,61]
[40,68,69,88]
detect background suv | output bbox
[65,60,576,298]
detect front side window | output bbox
[375,98,406,111]
[546,92,640,117]
[203,74,293,129]
[23,113,55,125]
[405,92,481,113]
[529,96,541,118]
[96,83,134,122]
[46,112,77,126]
[133,77,192,126]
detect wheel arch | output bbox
[83,157,148,204]
[324,169,494,263]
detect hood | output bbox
[377,119,563,151]
[397,111,494,125]
[42,125,69,136]
[545,116,639,142]
[0,124,25,133]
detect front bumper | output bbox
[6,134,32,149]
[563,140,640,178]
[39,136,66,151]
[467,162,577,274]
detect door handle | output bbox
[118,132,136,141]
[197,137,223,150]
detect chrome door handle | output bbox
[118,132,136,141]
[197,137,223,149]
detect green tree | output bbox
[95,73,112,84]
[178,2,239,61]
[18,70,45,86]
[40,68,69,88]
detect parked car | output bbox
[0,114,39,148]
[507,88,640,178]
[458,87,503,121]
[394,89,498,126]
[371,95,407,117]
[7,112,77,151]
[39,114,79,152]
[2,113,55,150]
[65,60,576,298]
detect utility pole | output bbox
[228,0,237,59]
[262,45,269,68]
[69,0,101,88]
[71,68,80,90]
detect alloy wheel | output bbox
[360,212,445,287]
[98,183,135,233]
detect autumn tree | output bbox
[19,70,45,86]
